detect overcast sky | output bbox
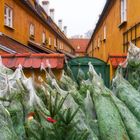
[39,0,106,37]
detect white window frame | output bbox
[57,40,60,49]
[4,5,13,28]
[61,43,63,49]
[59,42,63,50]
[48,37,51,45]
[97,37,100,48]
[59,42,62,49]
[121,0,127,23]
[54,38,57,47]
[77,45,80,50]
[42,32,46,44]
[29,24,35,36]
[103,25,107,40]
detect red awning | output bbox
[1,53,64,69]
[108,54,127,68]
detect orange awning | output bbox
[108,54,127,68]
[1,53,64,69]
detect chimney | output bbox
[34,0,39,8]
[58,19,62,30]
[63,26,67,36]
[42,0,50,15]
[50,8,55,21]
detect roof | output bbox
[0,34,35,53]
[57,49,76,58]
[70,39,89,53]
[108,53,127,68]
[0,33,58,54]
[86,0,115,51]
[28,40,56,54]
[20,0,74,50]
[1,53,64,69]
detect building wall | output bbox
[75,52,85,57]
[0,0,73,53]
[58,40,73,53]
[87,0,140,79]
[0,0,4,32]
[87,0,140,62]
[24,68,62,83]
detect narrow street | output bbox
[0,0,140,140]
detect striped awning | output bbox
[108,54,127,68]
[1,53,64,69]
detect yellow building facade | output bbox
[87,0,140,79]
[0,0,75,81]
[0,0,74,55]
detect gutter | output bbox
[57,49,76,58]
[0,44,16,54]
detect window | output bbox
[97,37,101,48]
[59,42,62,49]
[77,45,80,49]
[61,43,63,49]
[29,24,35,36]
[42,32,46,44]
[121,0,127,23]
[103,25,107,40]
[4,5,13,28]
[59,42,63,49]
[48,37,51,46]
[54,38,57,47]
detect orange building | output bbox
[0,0,75,80]
[86,0,140,79]
[0,0,74,58]
[70,38,89,57]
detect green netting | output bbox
[8,100,26,140]
[1,53,140,140]
[124,42,140,91]
[88,62,130,140]
[111,94,140,140]
[112,71,140,121]
[0,104,18,140]
[51,71,98,140]
[77,67,86,83]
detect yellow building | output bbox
[0,0,75,81]
[0,0,74,57]
[86,0,140,79]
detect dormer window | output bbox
[4,5,13,28]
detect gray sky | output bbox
[39,0,106,37]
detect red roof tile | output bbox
[109,54,127,68]
[1,53,64,69]
[69,39,89,53]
